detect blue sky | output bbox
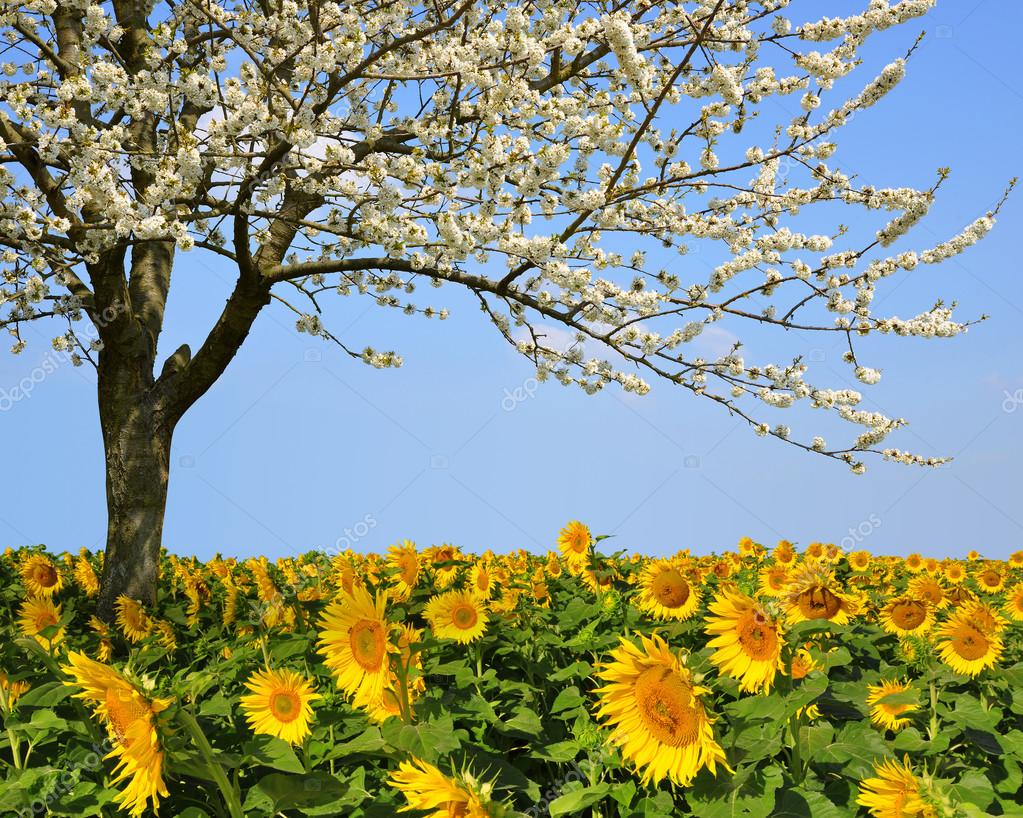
[2,1,1021,560]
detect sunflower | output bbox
[387,540,421,601]
[73,555,100,596]
[932,610,1003,677]
[153,620,176,651]
[18,596,65,649]
[0,673,30,710]
[879,597,934,637]
[772,540,796,566]
[705,589,784,693]
[1004,584,1023,622]
[847,551,871,572]
[424,544,462,588]
[958,601,1006,634]
[904,554,924,573]
[856,756,934,818]
[88,615,115,662]
[532,580,551,608]
[116,596,153,643]
[580,563,619,595]
[332,556,361,595]
[943,562,966,585]
[757,565,790,598]
[906,576,948,609]
[469,561,495,600]
[557,520,592,571]
[866,679,918,732]
[974,566,1005,594]
[20,553,63,596]
[240,667,320,745]
[594,633,726,786]
[62,652,171,817]
[424,590,489,643]
[636,560,700,620]
[1010,550,1023,568]
[317,586,395,707]
[491,588,521,616]
[388,757,494,818]
[789,648,819,680]
[784,561,858,624]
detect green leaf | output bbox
[949,770,996,811]
[784,674,829,716]
[549,783,610,817]
[198,691,233,717]
[1001,729,1023,760]
[962,728,1003,756]
[15,681,71,708]
[382,715,465,759]
[549,661,593,682]
[556,598,601,631]
[773,787,854,818]
[330,726,386,756]
[724,692,787,723]
[688,764,783,818]
[254,772,346,811]
[892,727,927,752]
[803,723,835,758]
[497,706,543,738]
[815,722,891,778]
[532,740,581,763]
[944,697,1002,732]
[243,735,306,773]
[550,686,585,714]
[732,722,784,764]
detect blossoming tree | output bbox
[0,0,1007,615]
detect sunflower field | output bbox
[2,526,1023,818]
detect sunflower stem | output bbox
[0,684,22,770]
[177,708,245,818]
[927,680,939,741]
[788,709,804,784]
[781,645,804,783]
[393,650,413,724]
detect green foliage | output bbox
[1,544,1022,818]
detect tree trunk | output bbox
[95,350,174,622]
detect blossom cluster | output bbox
[0,0,1004,469]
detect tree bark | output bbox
[94,343,174,622]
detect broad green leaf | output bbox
[815,722,891,778]
[773,786,854,818]
[548,783,610,817]
[550,685,585,714]
[254,772,346,811]
[243,735,306,773]
[688,764,783,818]
[949,770,996,811]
